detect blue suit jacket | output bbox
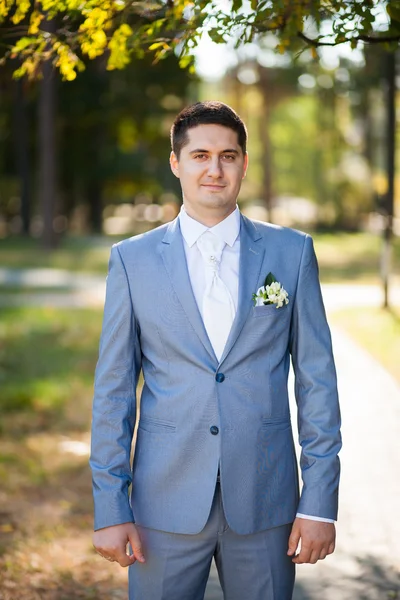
[90,214,341,535]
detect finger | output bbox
[94,546,116,562]
[292,544,312,564]
[115,551,136,568]
[287,525,301,556]
[318,550,328,561]
[327,541,335,555]
[309,549,320,564]
[128,529,145,564]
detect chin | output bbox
[202,198,230,209]
[200,192,230,203]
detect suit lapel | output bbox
[219,215,265,365]
[160,217,217,362]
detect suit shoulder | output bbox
[245,216,310,246]
[112,221,171,255]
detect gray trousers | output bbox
[129,483,295,600]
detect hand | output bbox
[287,518,335,564]
[93,522,145,568]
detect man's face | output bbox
[170,124,248,219]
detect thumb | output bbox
[128,528,145,564]
[287,522,301,556]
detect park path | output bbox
[1,267,400,598]
[1,266,400,309]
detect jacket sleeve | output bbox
[90,244,142,531]
[289,235,342,520]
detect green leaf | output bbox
[208,27,225,43]
[179,53,194,69]
[264,272,277,287]
[13,36,37,51]
[148,42,166,51]
[232,0,242,13]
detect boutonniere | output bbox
[252,272,289,308]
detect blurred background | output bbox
[0,2,400,599]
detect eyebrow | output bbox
[189,148,240,155]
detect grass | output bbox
[0,235,115,274]
[0,307,102,431]
[0,296,398,597]
[313,231,400,284]
[0,286,71,294]
[330,306,400,384]
[0,307,130,598]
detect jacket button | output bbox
[215,373,225,383]
[210,425,219,435]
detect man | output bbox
[90,101,341,600]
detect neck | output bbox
[183,203,236,227]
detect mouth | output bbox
[201,184,226,191]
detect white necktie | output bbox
[196,231,236,361]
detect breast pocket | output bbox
[252,303,288,318]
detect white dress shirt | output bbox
[178,205,334,525]
[179,205,241,318]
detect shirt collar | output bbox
[179,205,240,248]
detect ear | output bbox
[170,151,180,178]
[242,152,249,179]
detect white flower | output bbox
[253,277,289,309]
[268,282,281,294]
[255,286,266,306]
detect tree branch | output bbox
[358,33,400,43]
[297,30,400,47]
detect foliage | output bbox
[58,52,191,212]
[0,0,205,80]
[0,47,190,235]
[0,0,399,81]
[268,84,374,228]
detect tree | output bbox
[58,50,192,232]
[0,1,399,82]
[1,0,398,301]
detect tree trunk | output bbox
[87,179,103,234]
[258,68,273,222]
[13,79,31,235]
[38,37,57,249]
[382,50,396,309]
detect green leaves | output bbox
[253,274,289,308]
[1,0,399,80]
[208,27,226,44]
[264,272,277,288]
[232,0,242,13]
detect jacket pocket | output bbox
[138,416,176,434]
[253,303,288,318]
[261,416,291,430]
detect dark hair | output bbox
[170,101,247,158]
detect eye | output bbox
[193,154,208,160]
[222,154,236,161]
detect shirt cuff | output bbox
[296,513,335,523]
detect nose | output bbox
[207,157,223,179]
